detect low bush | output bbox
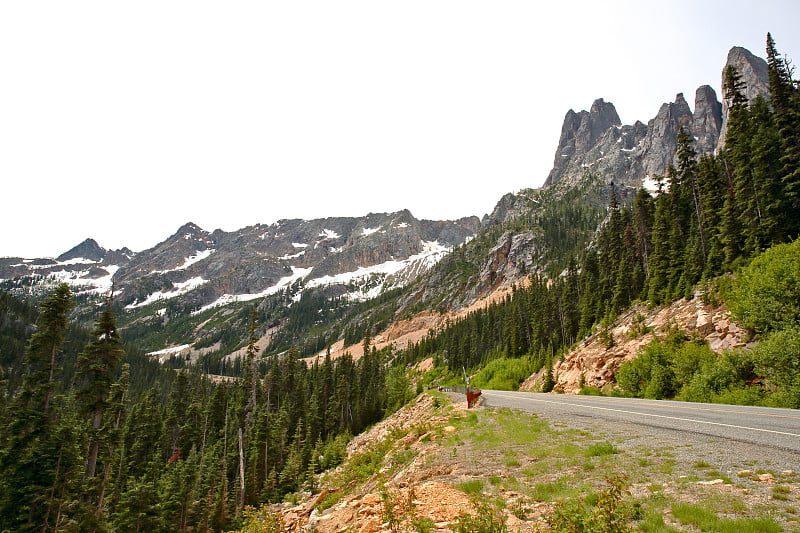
[546,475,632,533]
[471,355,540,391]
[720,238,800,334]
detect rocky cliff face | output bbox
[545,99,624,188]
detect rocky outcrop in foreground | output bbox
[520,295,752,394]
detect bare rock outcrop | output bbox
[520,296,752,394]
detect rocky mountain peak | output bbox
[545,99,622,187]
[719,46,770,148]
[57,238,106,262]
[589,98,622,128]
[724,47,770,102]
[691,85,723,154]
[176,222,207,238]
[640,93,694,177]
[540,46,773,191]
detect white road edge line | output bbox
[487,392,800,438]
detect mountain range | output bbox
[0,44,772,357]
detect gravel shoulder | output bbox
[275,392,800,531]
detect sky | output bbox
[1,1,799,258]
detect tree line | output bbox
[0,284,394,532]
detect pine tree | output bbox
[76,305,125,481]
[720,65,749,266]
[0,283,77,531]
[766,33,800,237]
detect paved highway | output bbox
[480,390,800,453]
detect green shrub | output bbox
[547,475,631,533]
[616,341,676,399]
[721,238,800,334]
[678,347,760,402]
[238,505,284,532]
[453,501,507,533]
[752,326,800,407]
[457,480,484,497]
[471,355,540,391]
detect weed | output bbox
[453,500,507,533]
[693,461,712,469]
[411,517,435,533]
[585,441,618,457]
[638,511,681,532]
[509,500,527,519]
[546,475,631,533]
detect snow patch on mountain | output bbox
[279,251,305,260]
[125,276,208,309]
[307,240,451,301]
[195,267,312,314]
[175,249,215,270]
[319,229,340,240]
[147,344,192,362]
[361,226,382,237]
[153,249,215,274]
[47,264,120,295]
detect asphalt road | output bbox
[480,390,800,454]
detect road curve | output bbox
[480,390,800,453]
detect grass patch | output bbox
[457,479,484,497]
[639,510,683,532]
[530,477,582,501]
[773,485,791,501]
[655,459,676,475]
[585,441,618,457]
[671,503,782,533]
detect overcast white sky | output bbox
[1,1,798,258]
